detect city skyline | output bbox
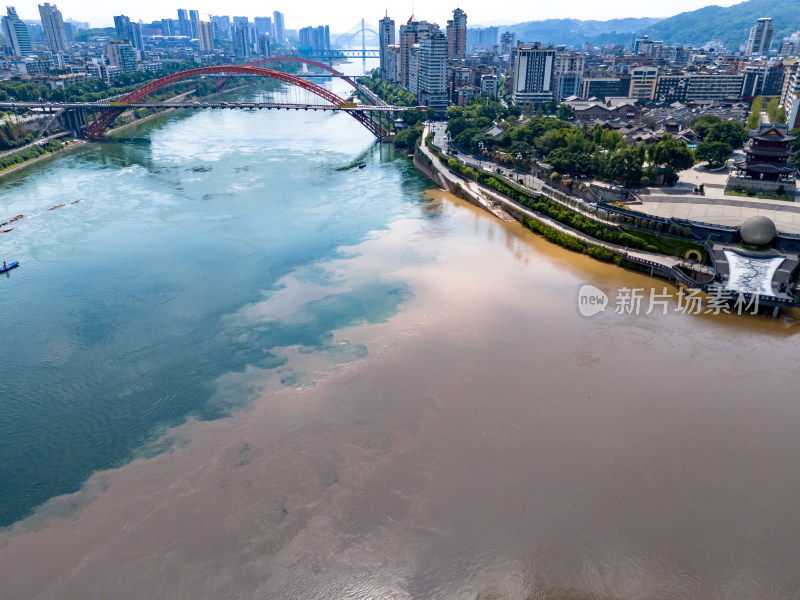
[13,0,745,33]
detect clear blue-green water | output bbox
[0,78,431,527]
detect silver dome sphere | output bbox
[739,216,777,246]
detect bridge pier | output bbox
[60,108,88,134]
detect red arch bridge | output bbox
[0,65,420,140]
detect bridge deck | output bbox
[0,102,412,113]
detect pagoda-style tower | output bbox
[734,124,796,181]
[728,124,797,198]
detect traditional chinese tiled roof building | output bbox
[733,124,796,181]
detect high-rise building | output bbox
[197,21,214,51]
[780,62,800,128]
[2,7,32,56]
[408,44,420,96]
[398,16,436,87]
[273,11,285,43]
[299,25,330,51]
[746,18,774,55]
[257,34,270,56]
[446,8,466,60]
[418,30,449,115]
[38,3,67,53]
[189,10,199,38]
[114,14,130,41]
[106,40,137,73]
[129,22,143,50]
[114,15,143,51]
[500,31,514,56]
[466,26,498,51]
[161,19,174,36]
[211,15,231,41]
[234,20,251,58]
[177,9,191,37]
[509,42,557,105]
[379,12,395,80]
[254,16,273,37]
[554,51,584,101]
[384,44,400,82]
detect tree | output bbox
[556,103,574,121]
[608,147,644,187]
[747,96,763,130]
[446,117,471,138]
[522,102,534,118]
[650,134,695,172]
[446,106,465,119]
[546,147,591,176]
[767,98,780,123]
[393,126,422,149]
[690,114,721,140]
[706,120,749,149]
[695,141,733,169]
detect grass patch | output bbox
[621,228,706,261]
[738,242,772,252]
[725,189,795,201]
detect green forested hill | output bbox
[506,18,659,46]
[643,0,800,48]
[503,0,800,49]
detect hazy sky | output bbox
[16,0,744,32]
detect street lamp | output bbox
[516,152,522,174]
[478,141,485,169]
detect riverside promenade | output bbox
[418,124,689,276]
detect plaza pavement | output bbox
[633,163,800,234]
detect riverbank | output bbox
[415,126,699,281]
[105,107,178,135]
[0,139,85,179]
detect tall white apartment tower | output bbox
[746,18,774,55]
[38,3,67,53]
[379,12,395,80]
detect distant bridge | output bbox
[76,65,396,139]
[307,49,380,58]
[2,62,412,141]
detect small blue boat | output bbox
[0,260,19,273]
[358,163,366,169]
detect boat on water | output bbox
[358,163,366,169]
[0,260,19,273]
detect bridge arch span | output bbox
[84,65,383,139]
[241,57,357,88]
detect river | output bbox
[1,63,800,600]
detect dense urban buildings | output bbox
[0,4,798,130]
